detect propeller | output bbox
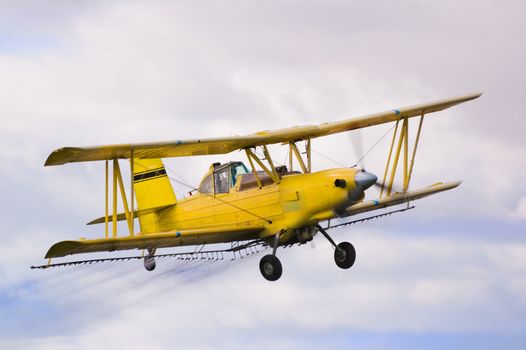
[350,129,365,169]
[348,129,404,194]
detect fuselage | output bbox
[154,165,364,244]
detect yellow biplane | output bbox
[33,92,481,281]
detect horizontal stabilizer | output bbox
[86,204,174,225]
[345,181,461,216]
[45,225,264,259]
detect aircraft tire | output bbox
[334,241,356,269]
[144,256,156,271]
[259,254,282,281]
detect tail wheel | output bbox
[334,241,356,269]
[259,254,282,281]
[144,256,156,271]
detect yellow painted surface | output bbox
[44,93,482,166]
[46,166,361,258]
[133,158,177,233]
[44,158,462,259]
[155,167,358,241]
[42,92,482,258]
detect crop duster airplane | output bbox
[34,92,481,281]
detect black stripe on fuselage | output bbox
[134,167,165,176]
[133,168,167,182]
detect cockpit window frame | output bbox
[199,173,214,194]
[213,166,230,194]
[231,162,249,187]
[199,161,250,195]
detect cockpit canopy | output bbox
[199,162,250,194]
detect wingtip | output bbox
[470,91,484,99]
[441,180,463,189]
[44,149,65,167]
[44,240,79,259]
[44,147,79,167]
[457,91,483,102]
[451,180,463,187]
[44,157,57,167]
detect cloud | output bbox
[511,197,526,219]
[0,0,525,349]
[2,230,526,349]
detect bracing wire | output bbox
[312,124,397,169]
[311,149,348,167]
[351,124,396,168]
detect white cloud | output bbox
[0,1,525,348]
[2,230,525,349]
[511,197,526,219]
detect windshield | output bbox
[201,162,250,194]
[199,174,213,194]
[231,163,249,186]
[214,167,230,194]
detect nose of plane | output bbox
[354,170,377,190]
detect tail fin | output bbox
[133,158,176,233]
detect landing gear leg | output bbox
[259,233,282,281]
[316,224,356,269]
[144,248,156,271]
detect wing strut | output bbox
[288,139,312,173]
[105,160,109,238]
[406,114,425,190]
[244,139,313,186]
[104,157,136,238]
[130,150,135,236]
[244,146,282,184]
[380,112,426,197]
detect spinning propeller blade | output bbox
[350,129,365,169]
[348,130,404,194]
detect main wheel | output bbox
[144,256,156,271]
[334,241,356,269]
[259,254,282,281]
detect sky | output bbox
[0,0,525,349]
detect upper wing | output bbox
[45,92,482,166]
[45,225,264,258]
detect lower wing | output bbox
[345,181,461,217]
[45,225,264,259]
